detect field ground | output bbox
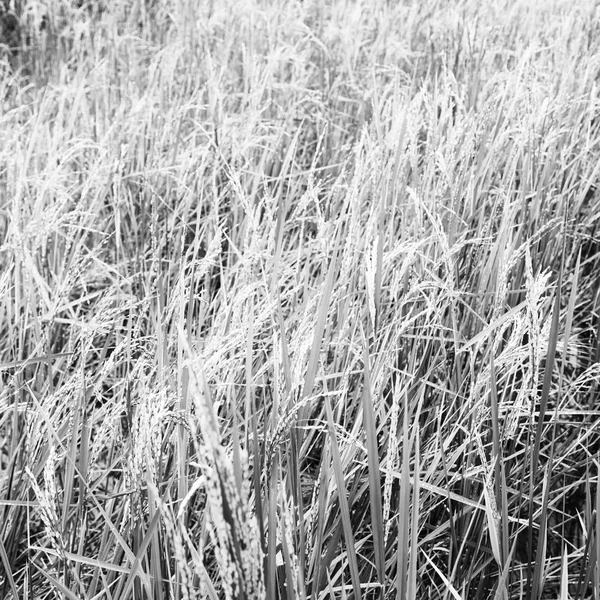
[1,1,600,599]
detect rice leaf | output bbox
[324,395,362,600]
[361,342,385,588]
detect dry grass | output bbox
[1,0,600,598]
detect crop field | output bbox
[1,0,599,598]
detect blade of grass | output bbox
[458,301,527,355]
[561,249,580,382]
[361,341,385,590]
[396,390,411,600]
[310,443,331,598]
[29,546,133,574]
[280,495,304,600]
[492,540,517,600]
[117,505,163,600]
[422,551,463,600]
[596,459,600,596]
[78,392,91,524]
[315,519,343,597]
[32,563,81,600]
[407,424,420,600]
[532,461,552,600]
[489,354,509,568]
[298,230,340,428]
[528,245,563,598]
[0,352,75,372]
[231,396,243,497]
[245,303,267,556]
[181,523,220,600]
[483,477,502,568]
[324,395,362,600]
[0,535,19,599]
[287,429,307,593]
[559,547,568,600]
[267,451,279,600]
[147,487,163,600]
[277,292,293,399]
[61,384,83,539]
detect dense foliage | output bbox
[1,1,599,598]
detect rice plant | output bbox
[1,0,600,599]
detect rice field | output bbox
[1,0,600,598]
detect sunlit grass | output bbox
[1,0,600,598]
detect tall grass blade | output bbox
[61,390,82,536]
[310,444,331,598]
[559,547,569,600]
[489,354,505,565]
[561,250,580,382]
[492,541,516,600]
[0,536,19,599]
[324,395,362,600]
[407,425,420,600]
[32,564,81,600]
[422,552,463,600]
[361,342,385,591]
[396,391,411,600]
[528,247,564,597]
[532,460,552,600]
[596,460,600,597]
[118,508,162,600]
[267,452,279,600]
[299,231,340,425]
